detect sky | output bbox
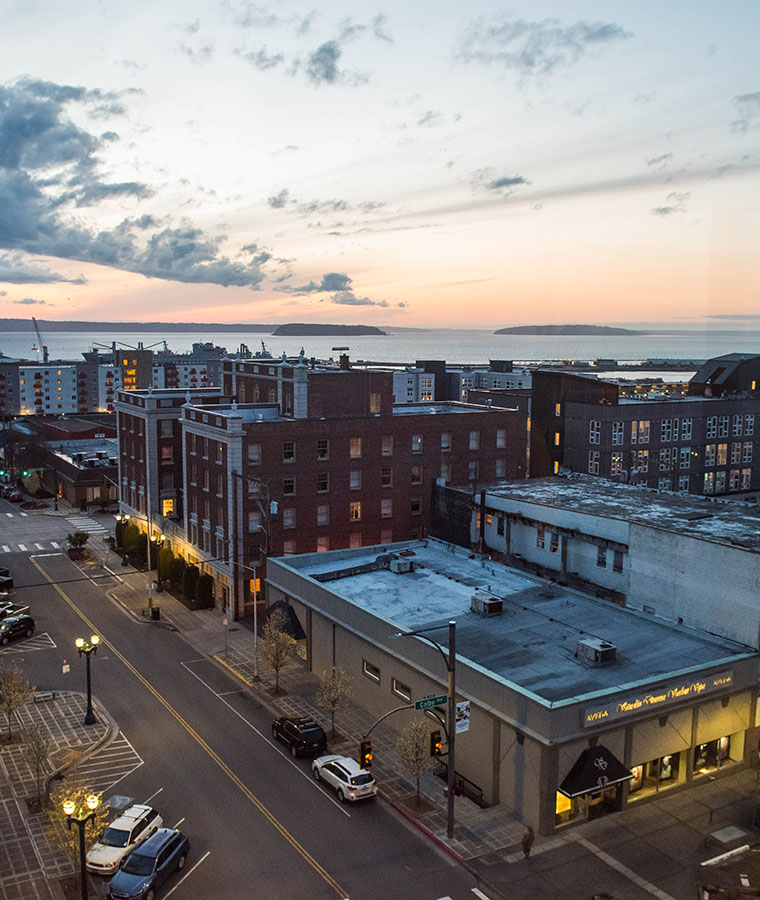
[0,0,758,329]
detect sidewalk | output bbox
[97,545,760,900]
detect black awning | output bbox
[558,745,633,798]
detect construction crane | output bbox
[31,317,49,363]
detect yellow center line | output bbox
[32,557,348,898]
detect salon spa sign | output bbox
[583,670,734,727]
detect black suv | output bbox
[272,717,327,757]
[0,614,35,645]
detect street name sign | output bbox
[414,694,448,710]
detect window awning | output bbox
[558,745,633,798]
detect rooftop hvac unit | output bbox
[470,591,503,617]
[576,637,617,665]
[389,557,415,574]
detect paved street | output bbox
[1,497,760,900]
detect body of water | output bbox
[1,329,758,367]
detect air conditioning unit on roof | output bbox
[576,637,617,665]
[389,557,414,574]
[470,591,503,617]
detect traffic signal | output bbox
[359,738,373,769]
[430,729,443,757]
[22,470,28,477]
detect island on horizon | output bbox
[494,324,643,336]
[272,323,386,336]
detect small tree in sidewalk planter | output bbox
[260,608,296,694]
[396,717,437,806]
[46,781,110,891]
[158,546,174,584]
[316,666,353,740]
[169,555,187,591]
[182,564,199,601]
[66,531,90,560]
[195,573,214,608]
[0,661,35,743]
[24,723,52,809]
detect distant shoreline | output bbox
[494,324,643,336]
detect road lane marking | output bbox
[51,541,60,549]
[172,817,185,828]
[103,565,123,583]
[180,659,351,817]
[31,552,63,558]
[34,543,44,549]
[18,543,27,551]
[472,890,492,900]
[2,546,9,552]
[32,557,349,898]
[5,513,12,517]
[162,850,210,899]
[20,512,28,517]
[143,787,163,805]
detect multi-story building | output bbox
[391,367,434,404]
[530,355,760,499]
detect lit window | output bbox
[554,403,561,416]
[349,533,362,548]
[369,392,381,414]
[317,536,329,552]
[349,501,361,521]
[554,432,560,446]
[349,437,362,458]
[412,434,423,453]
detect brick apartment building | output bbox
[117,356,528,617]
[529,353,760,499]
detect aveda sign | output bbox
[583,670,733,727]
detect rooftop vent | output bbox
[470,590,503,617]
[389,557,415,574]
[575,637,617,665]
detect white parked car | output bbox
[312,754,377,803]
[85,804,163,875]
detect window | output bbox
[588,450,599,474]
[411,497,422,515]
[283,539,297,555]
[611,451,623,474]
[718,415,729,438]
[349,533,362,548]
[677,474,689,492]
[248,443,261,465]
[706,416,718,439]
[731,442,742,463]
[717,443,728,466]
[283,508,296,529]
[203,469,210,491]
[741,468,751,489]
[704,472,714,493]
[589,420,601,444]
[217,473,224,496]
[729,469,741,490]
[202,437,209,458]
[392,679,411,701]
[350,470,362,490]
[704,444,716,467]
[349,437,362,458]
[381,498,394,517]
[497,517,505,535]
[190,465,198,485]
[317,439,329,460]
[613,550,623,573]
[660,419,672,442]
[496,428,506,448]
[469,430,480,450]
[596,546,606,568]
[369,392,381,414]
[161,445,173,462]
[633,449,649,473]
[715,471,726,493]
[283,441,295,462]
[412,434,423,453]
[283,476,295,496]
[381,467,393,487]
[349,501,361,521]
[317,505,330,526]
[745,415,754,436]
[381,435,393,456]
[733,415,743,437]
[362,660,380,683]
[317,472,329,493]
[659,448,673,471]
[638,420,650,443]
[160,419,173,438]
[554,403,561,416]
[440,461,451,483]
[681,418,693,440]
[495,459,506,478]
[441,432,452,451]
[554,431,560,446]
[549,532,559,553]
[380,528,393,543]
[658,476,672,491]
[317,536,330,552]
[411,464,422,484]
[468,460,479,481]
[680,447,691,469]
[536,526,545,549]
[743,442,753,463]
[216,441,224,463]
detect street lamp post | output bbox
[150,532,166,592]
[75,635,100,725]
[63,793,100,900]
[115,513,164,596]
[394,620,457,839]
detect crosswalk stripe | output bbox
[51,541,60,549]
[18,543,27,551]
[2,546,9,553]
[5,513,12,518]
[20,512,27,517]
[34,543,43,549]
[73,733,144,794]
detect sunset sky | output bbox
[0,0,758,328]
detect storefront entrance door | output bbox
[586,784,622,820]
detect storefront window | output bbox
[555,791,586,826]
[694,736,733,775]
[628,752,682,801]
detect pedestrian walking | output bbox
[521,825,535,860]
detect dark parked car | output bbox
[0,613,35,644]
[272,716,328,757]
[107,828,189,900]
[0,575,13,591]
[7,491,23,503]
[0,601,23,621]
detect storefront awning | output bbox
[558,745,633,798]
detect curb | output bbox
[107,587,178,631]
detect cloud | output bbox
[454,16,630,77]
[13,296,46,305]
[645,152,673,169]
[284,272,353,294]
[327,290,388,307]
[417,110,444,128]
[651,191,690,216]
[470,168,532,197]
[0,252,86,284]
[267,188,382,219]
[235,46,285,70]
[177,42,214,64]
[304,41,369,85]
[701,313,760,321]
[267,188,290,208]
[372,14,392,44]
[730,92,760,134]
[0,290,5,295]
[0,77,269,289]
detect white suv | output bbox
[86,804,163,875]
[312,754,377,802]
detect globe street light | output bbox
[75,635,100,725]
[63,792,100,900]
[115,513,130,566]
[150,532,166,592]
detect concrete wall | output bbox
[628,523,760,647]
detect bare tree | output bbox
[316,666,353,739]
[259,608,296,694]
[24,723,53,807]
[0,661,35,742]
[396,717,437,805]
